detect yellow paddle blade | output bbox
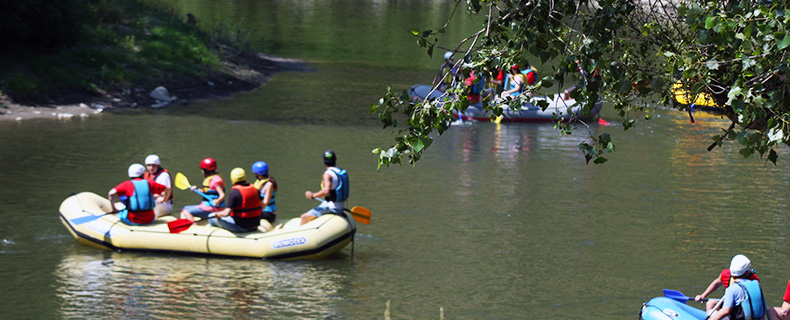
[174,172,191,190]
[350,206,371,225]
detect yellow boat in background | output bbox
[671,81,723,111]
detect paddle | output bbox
[70,210,112,225]
[313,198,371,225]
[167,214,213,233]
[174,172,214,202]
[663,289,708,303]
[70,202,127,225]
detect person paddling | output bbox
[300,150,349,225]
[143,154,173,217]
[696,254,761,312]
[180,157,225,222]
[705,255,767,320]
[208,168,261,232]
[252,161,277,224]
[108,163,167,225]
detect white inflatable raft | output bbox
[59,192,356,260]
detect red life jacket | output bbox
[143,168,173,201]
[720,268,760,287]
[231,184,262,218]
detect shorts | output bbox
[117,210,153,226]
[209,216,255,233]
[181,204,222,219]
[307,201,343,218]
[154,200,173,218]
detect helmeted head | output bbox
[729,254,752,277]
[323,150,337,166]
[230,167,247,184]
[128,163,146,178]
[444,51,454,60]
[145,154,161,165]
[252,161,269,176]
[145,154,161,173]
[200,157,217,171]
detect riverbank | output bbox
[0,0,307,122]
[0,52,306,122]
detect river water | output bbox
[3,1,790,319]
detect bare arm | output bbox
[213,186,225,206]
[214,207,231,218]
[696,278,723,301]
[107,188,119,213]
[262,183,273,207]
[708,306,730,320]
[305,172,332,199]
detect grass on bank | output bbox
[0,0,261,103]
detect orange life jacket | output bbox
[143,168,173,201]
[231,184,262,218]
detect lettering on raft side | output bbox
[272,237,308,249]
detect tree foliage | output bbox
[370,0,790,167]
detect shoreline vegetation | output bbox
[0,0,303,121]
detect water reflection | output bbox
[54,250,348,319]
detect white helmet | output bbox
[144,154,161,165]
[729,254,752,276]
[444,51,454,60]
[128,163,146,178]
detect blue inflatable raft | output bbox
[640,297,707,320]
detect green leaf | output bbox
[705,16,717,29]
[776,31,790,49]
[769,149,778,165]
[705,59,720,70]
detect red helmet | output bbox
[200,158,217,171]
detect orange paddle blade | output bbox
[167,219,196,233]
[349,206,371,225]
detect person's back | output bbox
[209,168,261,232]
[301,150,349,225]
[708,255,766,320]
[252,161,277,224]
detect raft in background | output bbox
[640,296,707,320]
[671,81,725,115]
[407,84,603,123]
[59,192,356,260]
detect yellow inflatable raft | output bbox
[671,81,721,109]
[59,192,355,260]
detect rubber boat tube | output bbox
[59,192,355,260]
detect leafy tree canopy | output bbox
[370,0,790,168]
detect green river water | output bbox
[2,1,790,319]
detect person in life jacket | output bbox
[499,64,536,100]
[767,280,790,320]
[142,154,173,217]
[696,254,761,312]
[209,168,261,232]
[180,157,226,222]
[435,51,461,93]
[464,70,486,104]
[108,163,168,225]
[707,255,767,320]
[251,161,277,224]
[301,150,349,225]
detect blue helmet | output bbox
[251,161,269,175]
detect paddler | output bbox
[301,150,349,225]
[208,167,261,232]
[179,157,225,222]
[108,163,168,225]
[142,154,173,217]
[251,161,277,224]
